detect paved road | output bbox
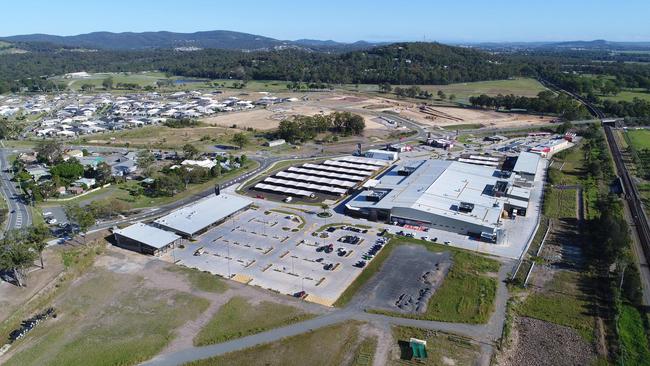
[142,253,513,366]
[0,147,32,233]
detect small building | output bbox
[265,139,286,147]
[113,223,181,256]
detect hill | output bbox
[0,30,380,51]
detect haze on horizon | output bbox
[2,0,649,43]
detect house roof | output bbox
[114,223,180,249]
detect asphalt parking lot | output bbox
[171,207,385,306]
[354,244,451,314]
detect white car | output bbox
[46,218,57,225]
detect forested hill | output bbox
[0,42,525,92]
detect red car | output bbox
[255,195,265,199]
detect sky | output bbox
[2,0,649,43]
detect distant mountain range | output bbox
[465,39,650,51]
[0,30,384,51]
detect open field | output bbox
[617,304,650,365]
[544,188,577,219]
[627,129,650,150]
[601,89,650,103]
[418,78,548,104]
[390,326,481,365]
[186,322,371,366]
[517,271,594,342]
[49,72,210,91]
[193,296,315,346]
[76,125,241,150]
[2,255,210,366]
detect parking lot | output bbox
[353,244,451,314]
[170,207,386,306]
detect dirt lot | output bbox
[498,316,596,366]
[397,106,552,129]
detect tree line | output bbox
[468,91,591,120]
[276,112,365,143]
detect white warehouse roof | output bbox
[114,223,180,249]
[513,152,541,175]
[154,194,251,236]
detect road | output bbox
[142,257,513,366]
[0,148,32,233]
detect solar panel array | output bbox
[286,167,365,182]
[276,171,356,188]
[254,183,314,197]
[264,177,348,195]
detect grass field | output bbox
[166,266,228,293]
[338,237,500,324]
[4,269,209,366]
[391,326,480,365]
[49,72,211,92]
[601,89,650,103]
[186,322,367,366]
[442,123,484,130]
[617,304,650,365]
[74,125,252,150]
[516,271,594,342]
[627,129,650,150]
[418,78,548,104]
[193,296,315,346]
[543,188,577,219]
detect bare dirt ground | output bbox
[498,316,595,366]
[399,106,552,128]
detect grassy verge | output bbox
[193,296,315,346]
[315,222,372,232]
[391,326,481,365]
[516,271,594,342]
[543,188,577,219]
[617,304,650,365]
[166,266,228,293]
[267,208,306,229]
[353,336,377,366]
[186,321,364,366]
[336,237,500,324]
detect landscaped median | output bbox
[334,236,501,324]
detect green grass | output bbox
[194,296,315,346]
[516,271,594,342]
[353,336,377,366]
[186,322,364,366]
[601,90,650,103]
[418,78,548,104]
[617,304,650,366]
[543,188,577,219]
[4,269,210,366]
[627,129,650,150]
[391,326,480,365]
[315,222,372,232]
[337,237,500,324]
[166,266,228,293]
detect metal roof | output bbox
[302,163,373,176]
[114,222,180,249]
[512,152,540,175]
[263,177,347,195]
[275,171,356,188]
[287,166,366,181]
[254,183,314,197]
[154,194,251,236]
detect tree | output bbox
[437,90,446,100]
[64,203,96,244]
[0,229,38,286]
[182,143,200,160]
[136,150,155,177]
[50,160,84,180]
[232,133,249,149]
[449,94,456,102]
[379,83,392,93]
[240,154,247,165]
[102,77,113,90]
[25,226,49,269]
[93,162,113,185]
[36,140,63,164]
[80,83,95,91]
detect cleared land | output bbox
[419,78,549,104]
[193,296,314,346]
[601,89,650,103]
[185,321,373,366]
[49,72,209,91]
[390,326,481,365]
